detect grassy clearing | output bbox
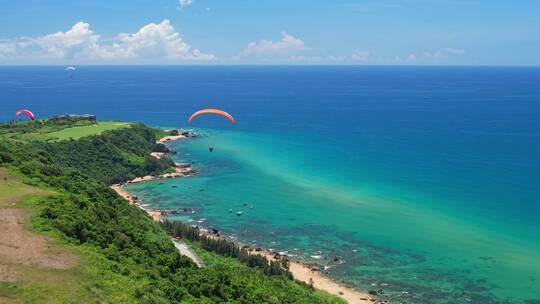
[46,121,131,141]
[0,168,105,303]
[0,168,49,209]
[0,259,108,304]
[1,120,132,143]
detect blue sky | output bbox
[0,0,539,65]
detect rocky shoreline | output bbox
[112,129,375,304]
[111,129,197,220]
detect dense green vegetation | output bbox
[0,119,344,303]
[162,220,293,278]
[1,121,174,184]
[183,240,345,304]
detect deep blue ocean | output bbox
[1,66,539,303]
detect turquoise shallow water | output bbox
[127,128,540,304]
[2,66,539,303]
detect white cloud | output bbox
[444,48,465,55]
[0,41,17,56]
[407,53,417,61]
[94,20,214,60]
[178,0,193,9]
[240,32,305,57]
[421,51,445,59]
[421,48,465,59]
[34,22,100,58]
[401,48,465,62]
[0,22,101,60]
[0,20,214,63]
[351,50,370,61]
[288,55,323,62]
[328,55,348,61]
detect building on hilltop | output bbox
[51,114,97,121]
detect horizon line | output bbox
[1,64,539,68]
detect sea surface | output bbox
[1,66,540,303]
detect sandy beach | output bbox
[123,163,196,184]
[260,251,373,303]
[157,133,186,144]
[110,131,374,304]
[113,188,374,304]
[150,152,167,159]
[111,131,192,220]
[111,184,163,221]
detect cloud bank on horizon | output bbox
[239,32,306,57]
[0,21,465,65]
[0,20,214,64]
[0,0,538,65]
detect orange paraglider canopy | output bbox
[188,109,236,124]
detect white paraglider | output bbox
[65,66,76,78]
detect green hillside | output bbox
[0,118,345,304]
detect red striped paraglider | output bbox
[188,109,236,124]
[15,109,36,121]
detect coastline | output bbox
[110,131,374,304]
[157,133,187,144]
[111,184,163,221]
[260,250,373,303]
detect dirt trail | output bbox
[172,239,205,268]
[0,168,77,280]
